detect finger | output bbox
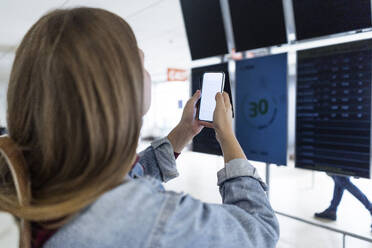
[189,90,201,106]
[215,92,225,110]
[227,106,233,118]
[222,92,231,110]
[198,121,214,128]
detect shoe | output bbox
[314,208,337,221]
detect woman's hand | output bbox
[167,90,204,153]
[179,90,204,136]
[200,92,246,163]
[199,92,234,142]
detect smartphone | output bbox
[198,72,225,122]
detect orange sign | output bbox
[231,48,243,60]
[167,68,188,81]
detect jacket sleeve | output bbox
[151,159,279,248]
[138,137,179,182]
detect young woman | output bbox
[0,7,279,248]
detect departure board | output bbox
[228,0,287,52]
[235,54,288,165]
[296,39,372,178]
[191,63,233,155]
[293,0,372,40]
[180,0,228,60]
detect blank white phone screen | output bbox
[199,73,224,122]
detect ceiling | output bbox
[0,0,194,79]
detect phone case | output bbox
[197,72,225,123]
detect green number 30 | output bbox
[249,99,268,118]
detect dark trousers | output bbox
[329,175,372,213]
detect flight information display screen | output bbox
[296,39,372,178]
[191,63,233,155]
[228,0,287,52]
[180,0,228,60]
[293,0,372,40]
[235,54,288,165]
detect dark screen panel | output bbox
[0,127,6,135]
[191,63,233,155]
[293,0,372,40]
[235,54,287,165]
[180,0,228,60]
[296,39,372,178]
[228,0,287,52]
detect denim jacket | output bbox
[44,137,279,248]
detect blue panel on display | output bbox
[236,54,287,165]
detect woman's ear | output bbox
[139,49,151,116]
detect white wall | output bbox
[0,54,12,127]
[0,0,193,78]
[141,80,190,138]
[0,81,7,127]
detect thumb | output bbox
[215,92,225,110]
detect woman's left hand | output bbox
[167,90,204,153]
[179,90,204,136]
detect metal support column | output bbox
[265,163,271,199]
[343,234,346,248]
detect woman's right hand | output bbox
[200,92,246,162]
[200,92,233,142]
[212,92,234,141]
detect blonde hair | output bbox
[0,7,144,247]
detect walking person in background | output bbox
[315,174,372,231]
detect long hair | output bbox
[0,7,144,246]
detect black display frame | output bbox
[180,0,229,60]
[228,0,288,52]
[293,0,372,41]
[191,62,233,156]
[295,39,372,178]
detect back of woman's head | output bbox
[0,7,144,222]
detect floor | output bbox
[1,147,372,248]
